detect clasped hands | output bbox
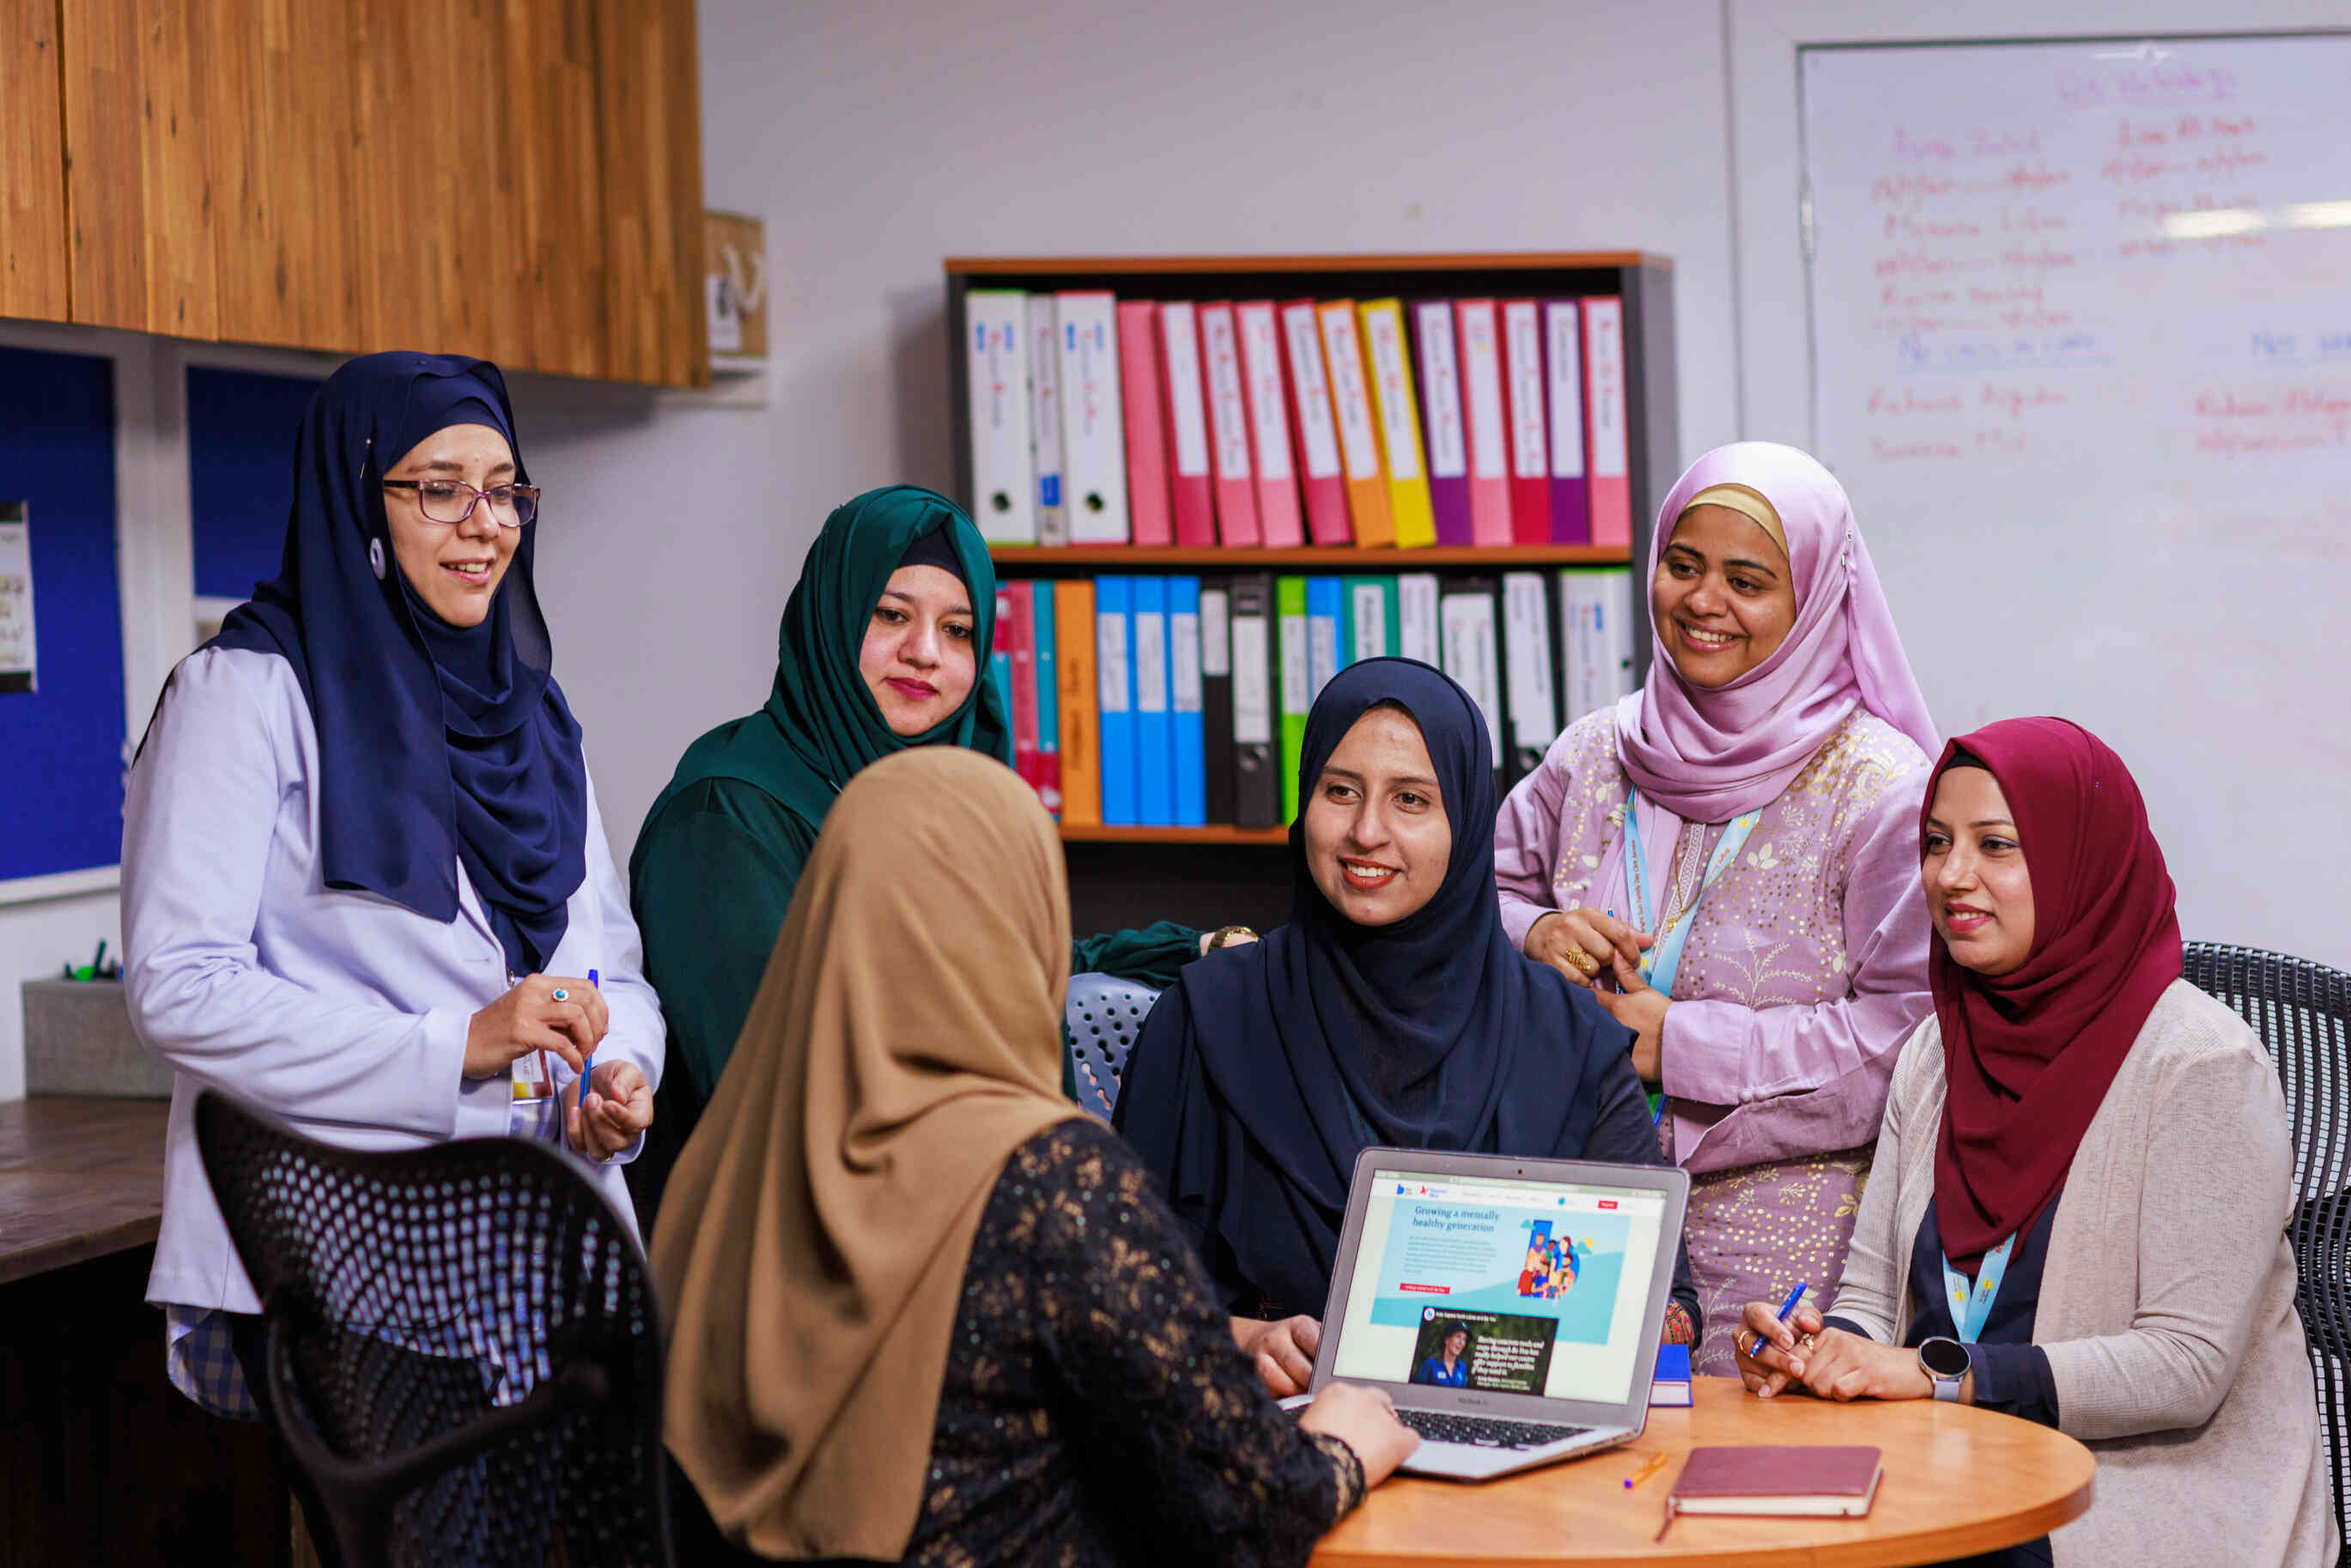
[1732,1299,1947,1403]
[1524,909,1668,1080]
[465,972,653,1162]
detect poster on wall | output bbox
[0,501,33,695]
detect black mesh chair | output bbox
[194,1091,672,1568]
[1062,971,1163,1119]
[2183,941,2351,1561]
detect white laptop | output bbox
[1297,1146,1690,1481]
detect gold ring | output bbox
[1564,947,1601,975]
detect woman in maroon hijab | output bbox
[1731,717,2334,1568]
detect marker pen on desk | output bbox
[577,969,598,1117]
[1624,1453,1669,1490]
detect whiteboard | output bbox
[1802,34,2351,969]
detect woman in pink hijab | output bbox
[1494,441,1938,1374]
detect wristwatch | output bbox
[1917,1335,1970,1401]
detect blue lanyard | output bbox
[1939,1233,2018,1344]
[1619,787,1762,1000]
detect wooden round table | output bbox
[1310,1377,2094,1567]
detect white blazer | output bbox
[124,645,665,1315]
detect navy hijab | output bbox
[1115,659,1629,1316]
[208,352,587,975]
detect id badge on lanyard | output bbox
[1940,1233,2018,1344]
[506,972,560,1139]
[1620,786,1762,1000]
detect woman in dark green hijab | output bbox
[627,486,1206,1223]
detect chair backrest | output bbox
[194,1091,672,1568]
[1063,971,1163,1119]
[2183,941,2351,1562]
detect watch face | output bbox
[1919,1337,1971,1379]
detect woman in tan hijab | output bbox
[653,747,1415,1565]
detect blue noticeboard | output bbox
[0,347,124,882]
[188,367,320,601]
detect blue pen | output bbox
[577,969,598,1117]
[1774,1280,1810,1334]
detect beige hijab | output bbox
[652,746,1083,1559]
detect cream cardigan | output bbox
[1826,980,2336,1568]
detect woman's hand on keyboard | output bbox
[1299,1382,1419,1487]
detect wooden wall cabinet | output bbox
[9,0,707,387]
[1,0,73,321]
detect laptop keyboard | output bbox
[1397,1409,1594,1450]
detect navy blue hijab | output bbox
[1115,659,1629,1316]
[208,352,587,975]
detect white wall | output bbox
[523,0,1747,858]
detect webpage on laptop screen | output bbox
[1331,1168,1665,1406]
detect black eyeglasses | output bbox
[382,479,541,528]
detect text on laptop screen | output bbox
[1330,1168,1668,1406]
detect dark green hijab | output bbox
[635,485,1013,857]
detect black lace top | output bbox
[901,1115,1365,1568]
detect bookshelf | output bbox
[942,252,1677,931]
[1059,824,1290,846]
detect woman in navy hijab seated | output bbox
[1115,659,1698,1396]
[122,353,664,1431]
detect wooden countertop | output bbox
[0,1096,168,1285]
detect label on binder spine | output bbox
[1233,618,1273,745]
[1171,612,1203,714]
[1200,589,1231,678]
[1136,614,1169,714]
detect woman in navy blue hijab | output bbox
[1115,659,1698,1394]
[212,352,586,972]
[123,353,666,1435]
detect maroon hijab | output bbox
[1928,717,2183,1273]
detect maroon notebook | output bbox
[1662,1445,1882,1535]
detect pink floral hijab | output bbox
[1613,441,1936,823]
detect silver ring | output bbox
[550,988,568,1002]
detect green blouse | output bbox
[627,775,1200,1229]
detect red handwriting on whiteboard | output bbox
[1892,130,1958,161]
[1882,284,1959,308]
[1872,172,1957,207]
[2000,246,2078,271]
[1872,315,2001,334]
[2002,206,2070,234]
[2192,148,2268,176]
[1867,386,1964,416]
[2102,152,2182,184]
[2172,113,2256,139]
[1981,384,2068,421]
[1871,437,1964,461]
[1969,129,2043,158]
[2190,385,2351,455]
[1884,214,1983,241]
[1876,252,1990,278]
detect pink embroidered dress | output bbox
[1494,442,1938,1373]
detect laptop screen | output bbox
[1328,1165,1671,1407]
